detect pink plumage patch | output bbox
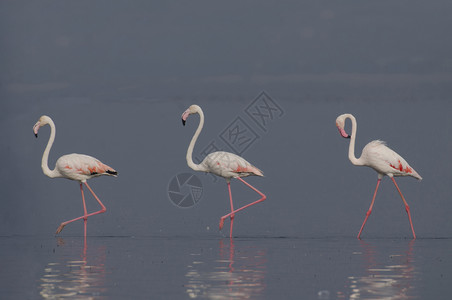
[88,166,99,174]
[90,162,114,175]
[389,160,413,174]
[234,165,250,173]
[66,161,115,176]
[233,165,263,176]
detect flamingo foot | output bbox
[55,223,66,234]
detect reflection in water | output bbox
[185,239,267,299]
[347,240,416,300]
[39,225,107,299]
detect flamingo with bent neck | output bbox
[336,113,421,239]
[33,115,117,234]
[181,105,266,238]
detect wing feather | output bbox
[361,140,421,180]
[202,151,263,178]
[56,154,117,180]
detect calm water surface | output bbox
[0,235,450,299]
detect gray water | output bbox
[3,96,452,299]
[1,235,451,299]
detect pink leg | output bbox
[56,182,107,234]
[81,183,88,230]
[219,182,236,238]
[80,183,88,220]
[219,177,266,232]
[228,182,235,238]
[357,179,381,239]
[390,177,416,239]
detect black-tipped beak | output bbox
[337,126,350,139]
[182,119,186,126]
[33,122,40,137]
[346,135,351,139]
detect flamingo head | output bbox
[181,104,201,126]
[33,115,52,138]
[335,114,351,139]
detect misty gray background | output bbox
[1,1,452,239]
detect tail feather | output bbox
[97,162,117,177]
[250,165,264,177]
[106,169,118,176]
[412,169,422,180]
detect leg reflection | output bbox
[346,240,416,299]
[185,239,267,299]
[39,233,107,299]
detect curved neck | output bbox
[347,114,363,166]
[186,109,206,172]
[41,120,60,178]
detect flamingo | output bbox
[33,115,117,234]
[181,105,266,238]
[336,113,421,239]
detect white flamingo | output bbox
[336,113,421,239]
[181,105,266,238]
[33,115,117,234]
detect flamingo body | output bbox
[200,151,263,179]
[181,105,266,238]
[360,140,422,180]
[33,115,116,234]
[55,153,117,182]
[336,113,420,239]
